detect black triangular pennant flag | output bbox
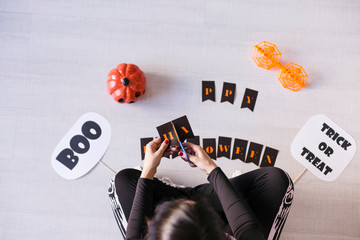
[260,147,278,167]
[245,142,263,166]
[217,136,232,159]
[221,82,236,104]
[156,122,178,146]
[171,115,195,142]
[231,138,248,161]
[140,137,154,160]
[241,88,258,111]
[186,136,200,145]
[203,138,217,160]
[202,81,215,102]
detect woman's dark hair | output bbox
[144,198,227,240]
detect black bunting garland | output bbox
[202,81,258,111]
[144,116,276,167]
[140,136,278,167]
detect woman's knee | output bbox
[261,167,293,191]
[263,167,287,179]
[114,168,141,190]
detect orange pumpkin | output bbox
[107,63,146,103]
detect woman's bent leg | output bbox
[187,167,294,239]
[108,169,142,238]
[114,169,142,220]
[113,169,191,221]
[230,167,294,239]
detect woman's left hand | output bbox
[141,137,175,179]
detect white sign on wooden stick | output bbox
[51,112,111,179]
[291,114,356,181]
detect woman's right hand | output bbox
[141,137,174,180]
[179,142,218,175]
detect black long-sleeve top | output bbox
[125,167,265,240]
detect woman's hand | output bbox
[179,142,218,175]
[141,137,176,180]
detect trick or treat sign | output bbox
[291,115,356,181]
[51,112,111,180]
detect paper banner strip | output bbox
[139,137,278,167]
[202,81,259,111]
[141,136,279,167]
[140,135,279,168]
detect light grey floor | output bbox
[1,0,359,239]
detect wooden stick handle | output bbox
[99,160,116,175]
[293,168,307,184]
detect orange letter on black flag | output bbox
[259,146,278,167]
[217,136,232,159]
[172,115,195,142]
[231,138,248,162]
[221,82,236,104]
[245,142,263,166]
[241,88,258,112]
[203,138,217,160]
[202,81,215,102]
[140,137,153,160]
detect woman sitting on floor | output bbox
[114,138,294,240]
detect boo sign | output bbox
[51,112,111,179]
[291,115,356,181]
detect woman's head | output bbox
[145,199,227,240]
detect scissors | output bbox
[171,121,189,161]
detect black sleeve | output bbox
[125,178,154,240]
[207,167,266,240]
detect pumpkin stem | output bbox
[122,78,130,86]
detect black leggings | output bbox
[114,167,294,239]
